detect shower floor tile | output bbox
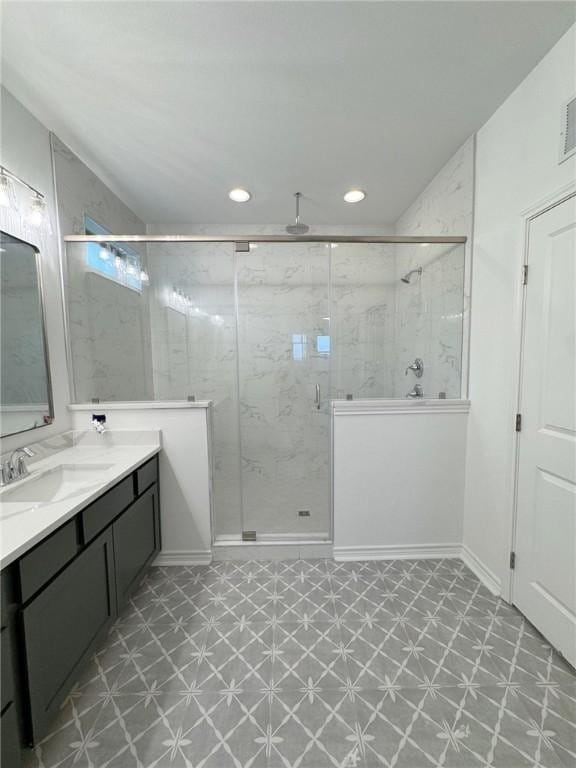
[24,558,576,768]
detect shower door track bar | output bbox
[64,235,467,244]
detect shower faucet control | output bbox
[406,384,424,399]
[405,358,424,378]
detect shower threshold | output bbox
[212,533,333,561]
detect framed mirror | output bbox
[1,231,54,437]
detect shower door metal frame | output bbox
[65,235,466,244]
[62,234,467,546]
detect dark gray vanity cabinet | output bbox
[1,572,21,768]
[1,703,21,768]
[22,527,117,743]
[1,452,161,758]
[113,482,160,607]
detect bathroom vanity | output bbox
[0,442,161,763]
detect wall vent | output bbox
[559,94,576,164]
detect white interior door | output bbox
[514,194,576,666]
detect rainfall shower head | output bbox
[285,192,310,235]
[401,267,423,284]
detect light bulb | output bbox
[27,194,46,227]
[126,261,137,276]
[98,245,110,261]
[0,174,17,209]
[115,254,125,272]
[140,268,149,284]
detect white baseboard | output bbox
[460,544,501,596]
[333,543,462,561]
[153,550,212,566]
[153,544,502,597]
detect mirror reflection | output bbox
[1,231,53,437]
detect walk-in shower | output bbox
[63,235,467,544]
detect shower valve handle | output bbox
[405,358,424,378]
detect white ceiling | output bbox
[2,1,574,226]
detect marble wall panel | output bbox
[236,244,331,536]
[393,136,474,398]
[146,243,242,538]
[54,137,154,402]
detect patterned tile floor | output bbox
[25,558,576,768]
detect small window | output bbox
[317,335,331,354]
[84,216,143,293]
[292,334,307,361]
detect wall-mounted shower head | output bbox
[285,192,310,235]
[401,266,423,284]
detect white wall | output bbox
[69,403,213,563]
[463,25,576,594]
[333,401,469,559]
[0,88,72,451]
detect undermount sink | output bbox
[0,464,114,504]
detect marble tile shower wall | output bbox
[66,257,155,402]
[330,244,397,399]
[146,243,242,538]
[393,244,465,399]
[54,137,154,402]
[236,244,331,537]
[393,136,474,398]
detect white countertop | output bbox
[0,434,161,570]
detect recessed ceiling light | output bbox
[229,188,251,203]
[344,189,366,203]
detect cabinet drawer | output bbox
[1,702,21,768]
[1,628,14,710]
[135,456,158,495]
[19,520,78,603]
[22,528,117,743]
[82,475,134,544]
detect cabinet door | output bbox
[113,484,160,607]
[1,703,21,768]
[22,528,117,744]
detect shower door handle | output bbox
[315,384,321,410]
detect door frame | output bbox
[507,182,576,604]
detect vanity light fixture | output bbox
[0,166,49,230]
[343,189,366,203]
[0,171,17,210]
[27,193,47,228]
[140,268,150,284]
[228,188,251,203]
[98,245,110,261]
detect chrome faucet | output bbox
[1,446,35,487]
[92,414,107,434]
[405,358,424,378]
[406,384,424,399]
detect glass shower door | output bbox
[236,243,331,540]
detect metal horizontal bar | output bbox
[64,234,467,244]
